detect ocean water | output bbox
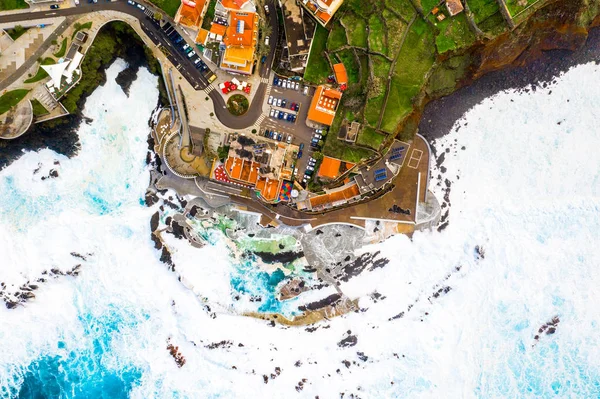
[1,59,600,398]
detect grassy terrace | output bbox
[31,99,49,117]
[506,0,539,16]
[0,89,30,115]
[72,22,93,40]
[304,25,331,84]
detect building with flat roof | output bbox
[220,11,259,75]
[300,0,344,26]
[307,85,342,126]
[446,0,464,16]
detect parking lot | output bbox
[259,76,320,183]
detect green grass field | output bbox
[344,0,376,18]
[148,0,181,17]
[0,0,28,11]
[53,38,68,58]
[334,49,360,84]
[364,91,386,127]
[24,58,56,84]
[356,126,386,149]
[370,54,391,79]
[418,0,441,13]
[0,89,30,115]
[380,18,435,132]
[385,0,416,21]
[327,21,348,51]
[368,14,388,55]
[341,13,368,48]
[7,26,28,41]
[304,25,331,84]
[433,13,476,53]
[506,0,538,16]
[468,0,501,23]
[382,9,407,56]
[31,99,49,117]
[477,11,507,35]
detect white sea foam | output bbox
[1,60,600,398]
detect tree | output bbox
[154,12,163,21]
[318,139,324,147]
[312,151,324,161]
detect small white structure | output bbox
[41,61,71,87]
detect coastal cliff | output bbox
[401,0,600,139]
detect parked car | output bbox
[261,55,267,64]
[297,150,303,159]
[50,4,59,8]
[264,129,270,137]
[182,44,190,51]
[194,58,201,64]
[264,4,270,14]
[277,79,283,87]
[136,3,145,10]
[270,109,276,117]
[270,131,276,139]
[187,51,196,58]
[290,102,296,110]
[313,133,322,140]
[264,36,269,46]
[303,86,309,95]
[293,103,299,111]
[127,0,135,4]
[278,111,284,119]
[287,135,292,144]
[267,96,273,105]
[276,98,282,107]
[295,82,300,90]
[305,169,313,176]
[277,133,283,141]
[273,76,279,85]
[306,165,315,172]
[308,159,316,167]
[281,99,287,107]
[286,114,293,122]
[283,112,289,120]
[299,143,304,150]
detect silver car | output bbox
[276,98,282,107]
[295,82,300,90]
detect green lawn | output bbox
[419,0,441,13]
[370,54,391,79]
[71,22,93,40]
[148,0,181,18]
[382,9,407,56]
[327,21,347,51]
[304,25,331,84]
[478,11,507,35]
[6,25,28,41]
[344,0,376,18]
[365,55,391,126]
[364,91,386,126]
[341,13,368,48]
[385,0,416,21]
[433,12,476,54]
[201,0,217,29]
[357,126,386,149]
[31,99,49,117]
[334,48,360,84]
[53,38,68,58]
[24,58,56,84]
[468,0,500,23]
[506,0,538,16]
[380,18,435,132]
[0,0,28,11]
[368,14,388,55]
[0,89,30,115]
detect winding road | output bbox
[0,0,279,129]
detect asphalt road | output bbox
[0,0,280,129]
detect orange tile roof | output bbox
[195,28,209,44]
[332,63,348,85]
[179,0,206,27]
[223,11,257,47]
[316,10,332,23]
[307,85,342,126]
[308,183,361,209]
[220,0,249,10]
[318,156,341,179]
[209,23,227,36]
[256,177,281,201]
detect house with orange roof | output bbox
[317,156,355,179]
[220,10,259,75]
[175,0,208,29]
[300,0,344,26]
[219,0,255,11]
[307,85,342,126]
[332,63,348,85]
[306,181,361,211]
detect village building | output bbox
[220,10,259,75]
[332,63,348,86]
[307,85,342,126]
[175,0,209,30]
[446,0,464,16]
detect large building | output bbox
[307,85,342,126]
[220,10,259,75]
[300,0,344,26]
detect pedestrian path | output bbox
[203,83,215,94]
